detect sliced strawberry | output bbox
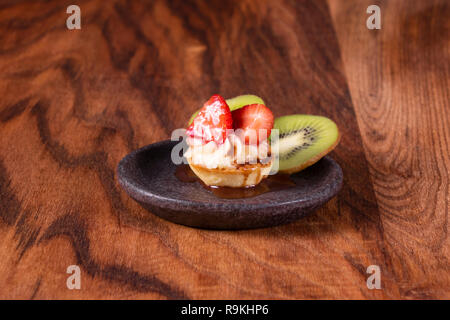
[186,94,233,144]
[231,104,274,144]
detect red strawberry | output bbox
[231,104,274,144]
[186,94,233,144]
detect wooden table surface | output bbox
[0,0,448,299]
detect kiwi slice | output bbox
[271,115,340,174]
[188,94,265,125]
[226,94,265,110]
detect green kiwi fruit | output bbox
[270,115,340,174]
[226,94,265,110]
[188,94,265,125]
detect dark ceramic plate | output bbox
[117,140,343,230]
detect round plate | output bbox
[117,140,343,230]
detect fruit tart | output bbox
[184,94,274,188]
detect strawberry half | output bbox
[231,104,274,144]
[186,94,233,144]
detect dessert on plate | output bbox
[184,94,341,188]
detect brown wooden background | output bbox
[0,0,448,299]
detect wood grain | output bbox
[329,0,449,298]
[0,0,447,299]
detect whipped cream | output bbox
[184,133,270,169]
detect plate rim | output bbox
[117,140,343,213]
